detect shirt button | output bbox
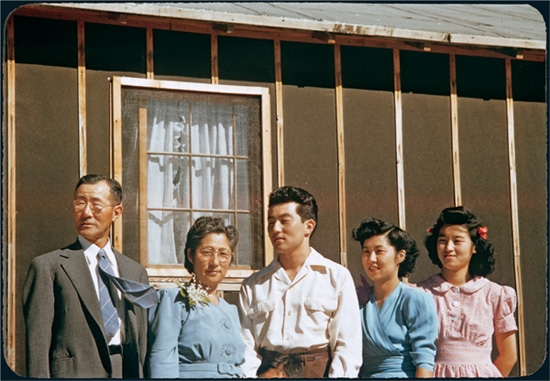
[286,336,291,341]
[452,301,460,307]
[287,311,292,316]
[453,287,460,293]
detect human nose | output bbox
[444,240,454,252]
[272,221,282,233]
[81,202,94,217]
[209,253,220,266]
[369,252,377,262]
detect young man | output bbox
[23,175,157,378]
[238,186,362,377]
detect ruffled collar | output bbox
[423,274,488,295]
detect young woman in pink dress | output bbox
[417,206,518,377]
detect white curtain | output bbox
[146,98,235,264]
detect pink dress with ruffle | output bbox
[415,275,517,378]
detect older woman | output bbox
[147,217,245,378]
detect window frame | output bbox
[111,76,273,290]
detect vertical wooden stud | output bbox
[261,88,274,265]
[393,49,406,230]
[139,106,148,266]
[505,58,526,376]
[449,54,462,206]
[146,27,154,79]
[211,33,219,84]
[111,77,123,252]
[6,14,16,371]
[78,20,87,177]
[334,44,348,267]
[274,38,284,187]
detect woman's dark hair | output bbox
[269,186,318,235]
[425,206,495,276]
[352,218,419,278]
[184,216,238,273]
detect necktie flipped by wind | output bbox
[97,250,119,337]
[97,249,159,310]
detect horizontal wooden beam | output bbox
[14,5,545,62]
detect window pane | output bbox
[148,154,190,208]
[148,210,190,264]
[193,212,234,227]
[236,159,250,210]
[236,213,252,266]
[235,104,249,156]
[190,102,233,155]
[148,98,190,153]
[192,157,234,210]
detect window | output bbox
[112,77,272,287]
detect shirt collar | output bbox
[78,235,117,268]
[425,273,488,294]
[259,247,328,282]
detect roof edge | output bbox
[43,2,547,51]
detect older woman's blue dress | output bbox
[147,287,245,378]
[360,282,438,378]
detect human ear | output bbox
[396,250,406,264]
[112,204,123,222]
[305,219,316,236]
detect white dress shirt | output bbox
[238,248,362,377]
[79,235,122,345]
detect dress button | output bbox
[452,301,460,307]
[451,316,458,321]
[453,287,460,293]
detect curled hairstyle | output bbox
[184,216,239,273]
[75,174,122,204]
[352,218,419,278]
[268,186,318,235]
[425,206,495,277]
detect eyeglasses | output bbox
[73,200,117,214]
[196,248,232,264]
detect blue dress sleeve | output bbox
[403,289,438,372]
[147,288,182,378]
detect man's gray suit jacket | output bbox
[22,240,149,378]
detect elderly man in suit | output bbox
[23,174,157,378]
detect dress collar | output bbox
[424,273,488,294]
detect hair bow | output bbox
[426,227,434,233]
[478,226,488,240]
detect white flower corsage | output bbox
[175,274,211,310]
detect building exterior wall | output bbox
[5,10,546,377]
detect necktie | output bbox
[97,250,119,338]
[97,249,159,309]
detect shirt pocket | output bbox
[304,297,338,326]
[249,300,276,323]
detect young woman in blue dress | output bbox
[353,218,438,378]
[147,217,245,378]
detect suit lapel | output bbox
[60,241,104,332]
[114,250,140,281]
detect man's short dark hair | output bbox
[268,186,318,234]
[75,174,123,204]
